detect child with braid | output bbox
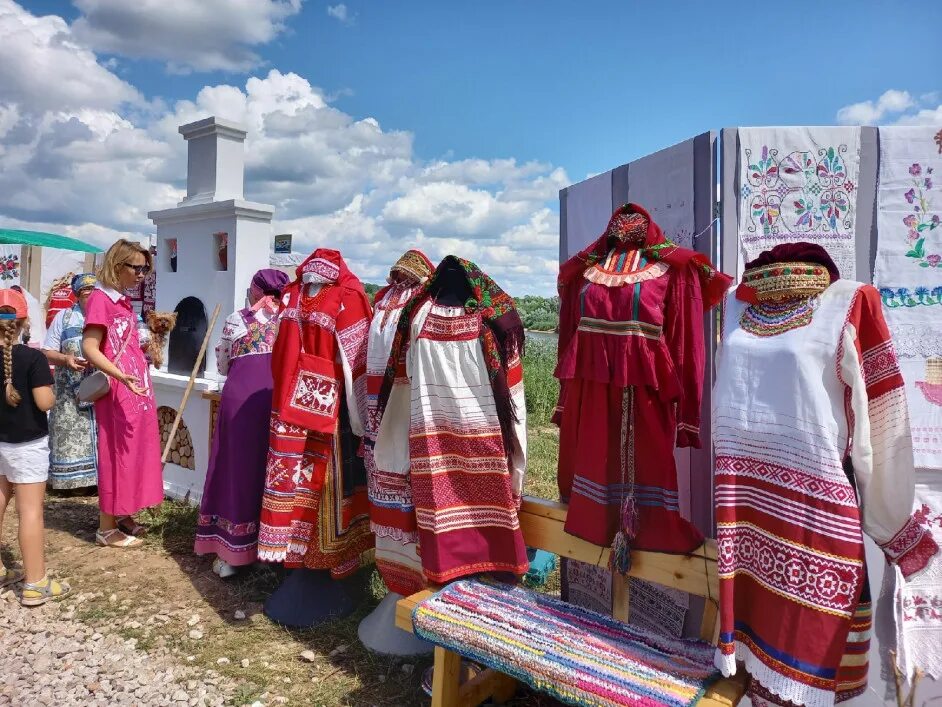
[0,288,70,605]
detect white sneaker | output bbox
[212,558,236,578]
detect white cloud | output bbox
[0,3,567,295]
[893,105,942,126]
[836,89,914,125]
[0,0,140,113]
[71,0,304,73]
[326,4,354,24]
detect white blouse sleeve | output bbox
[839,286,937,579]
[215,311,246,377]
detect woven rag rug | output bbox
[412,580,720,707]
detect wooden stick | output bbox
[161,303,222,466]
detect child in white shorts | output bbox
[0,288,71,606]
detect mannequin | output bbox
[359,249,434,656]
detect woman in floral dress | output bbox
[43,273,99,492]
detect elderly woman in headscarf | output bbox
[195,268,290,577]
[42,273,99,492]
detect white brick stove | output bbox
[147,117,274,503]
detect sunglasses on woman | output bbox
[124,263,151,275]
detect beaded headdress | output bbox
[739,262,832,303]
[389,249,434,284]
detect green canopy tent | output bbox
[0,228,104,253]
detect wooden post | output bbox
[431,646,461,707]
[161,303,221,465]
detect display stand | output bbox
[358,592,433,656]
[264,569,365,628]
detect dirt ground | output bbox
[1,493,562,706]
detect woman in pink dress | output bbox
[82,240,163,548]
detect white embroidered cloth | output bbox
[874,126,942,470]
[895,475,942,681]
[737,126,861,279]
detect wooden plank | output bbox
[698,673,749,707]
[612,574,629,623]
[395,590,433,634]
[520,496,568,523]
[201,391,221,403]
[431,646,462,707]
[490,673,518,704]
[456,668,507,707]
[699,598,719,643]
[518,509,718,598]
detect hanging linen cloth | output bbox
[257,250,373,578]
[554,203,730,567]
[375,256,529,584]
[737,126,861,279]
[365,249,433,596]
[871,125,942,681]
[713,244,938,707]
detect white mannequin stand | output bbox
[357,592,433,656]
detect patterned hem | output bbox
[47,473,98,490]
[193,538,258,567]
[882,516,939,579]
[729,640,835,707]
[425,561,530,584]
[371,524,419,544]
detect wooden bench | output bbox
[395,496,748,707]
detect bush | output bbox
[522,337,558,426]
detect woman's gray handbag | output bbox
[77,325,135,404]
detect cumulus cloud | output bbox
[71,0,304,73]
[0,0,140,112]
[326,4,354,24]
[836,89,942,126]
[0,3,567,295]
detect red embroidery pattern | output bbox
[881,513,938,578]
[420,311,480,341]
[861,339,900,389]
[716,456,858,508]
[717,524,862,616]
[288,370,340,419]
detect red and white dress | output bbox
[714,280,938,707]
[365,283,426,596]
[374,301,529,584]
[257,250,373,578]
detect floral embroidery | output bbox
[901,163,941,268]
[740,299,816,337]
[879,286,942,308]
[0,252,19,281]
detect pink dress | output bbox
[84,286,163,516]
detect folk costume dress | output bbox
[44,298,98,490]
[554,203,730,565]
[713,244,939,707]
[257,250,373,579]
[83,285,163,516]
[195,276,286,567]
[374,257,529,584]
[365,249,434,596]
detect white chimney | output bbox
[178,117,248,205]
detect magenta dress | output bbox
[84,287,163,516]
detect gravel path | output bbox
[0,586,234,707]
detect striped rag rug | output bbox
[412,580,719,706]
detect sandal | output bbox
[96,528,143,548]
[116,516,147,537]
[0,566,24,588]
[20,576,71,607]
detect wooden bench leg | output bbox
[431,646,462,707]
[491,673,517,704]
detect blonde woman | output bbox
[0,288,70,605]
[82,240,162,548]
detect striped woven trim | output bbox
[577,317,662,339]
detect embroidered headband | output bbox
[389,249,434,284]
[737,262,831,303]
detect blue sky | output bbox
[1,0,940,293]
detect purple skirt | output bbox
[195,353,273,566]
